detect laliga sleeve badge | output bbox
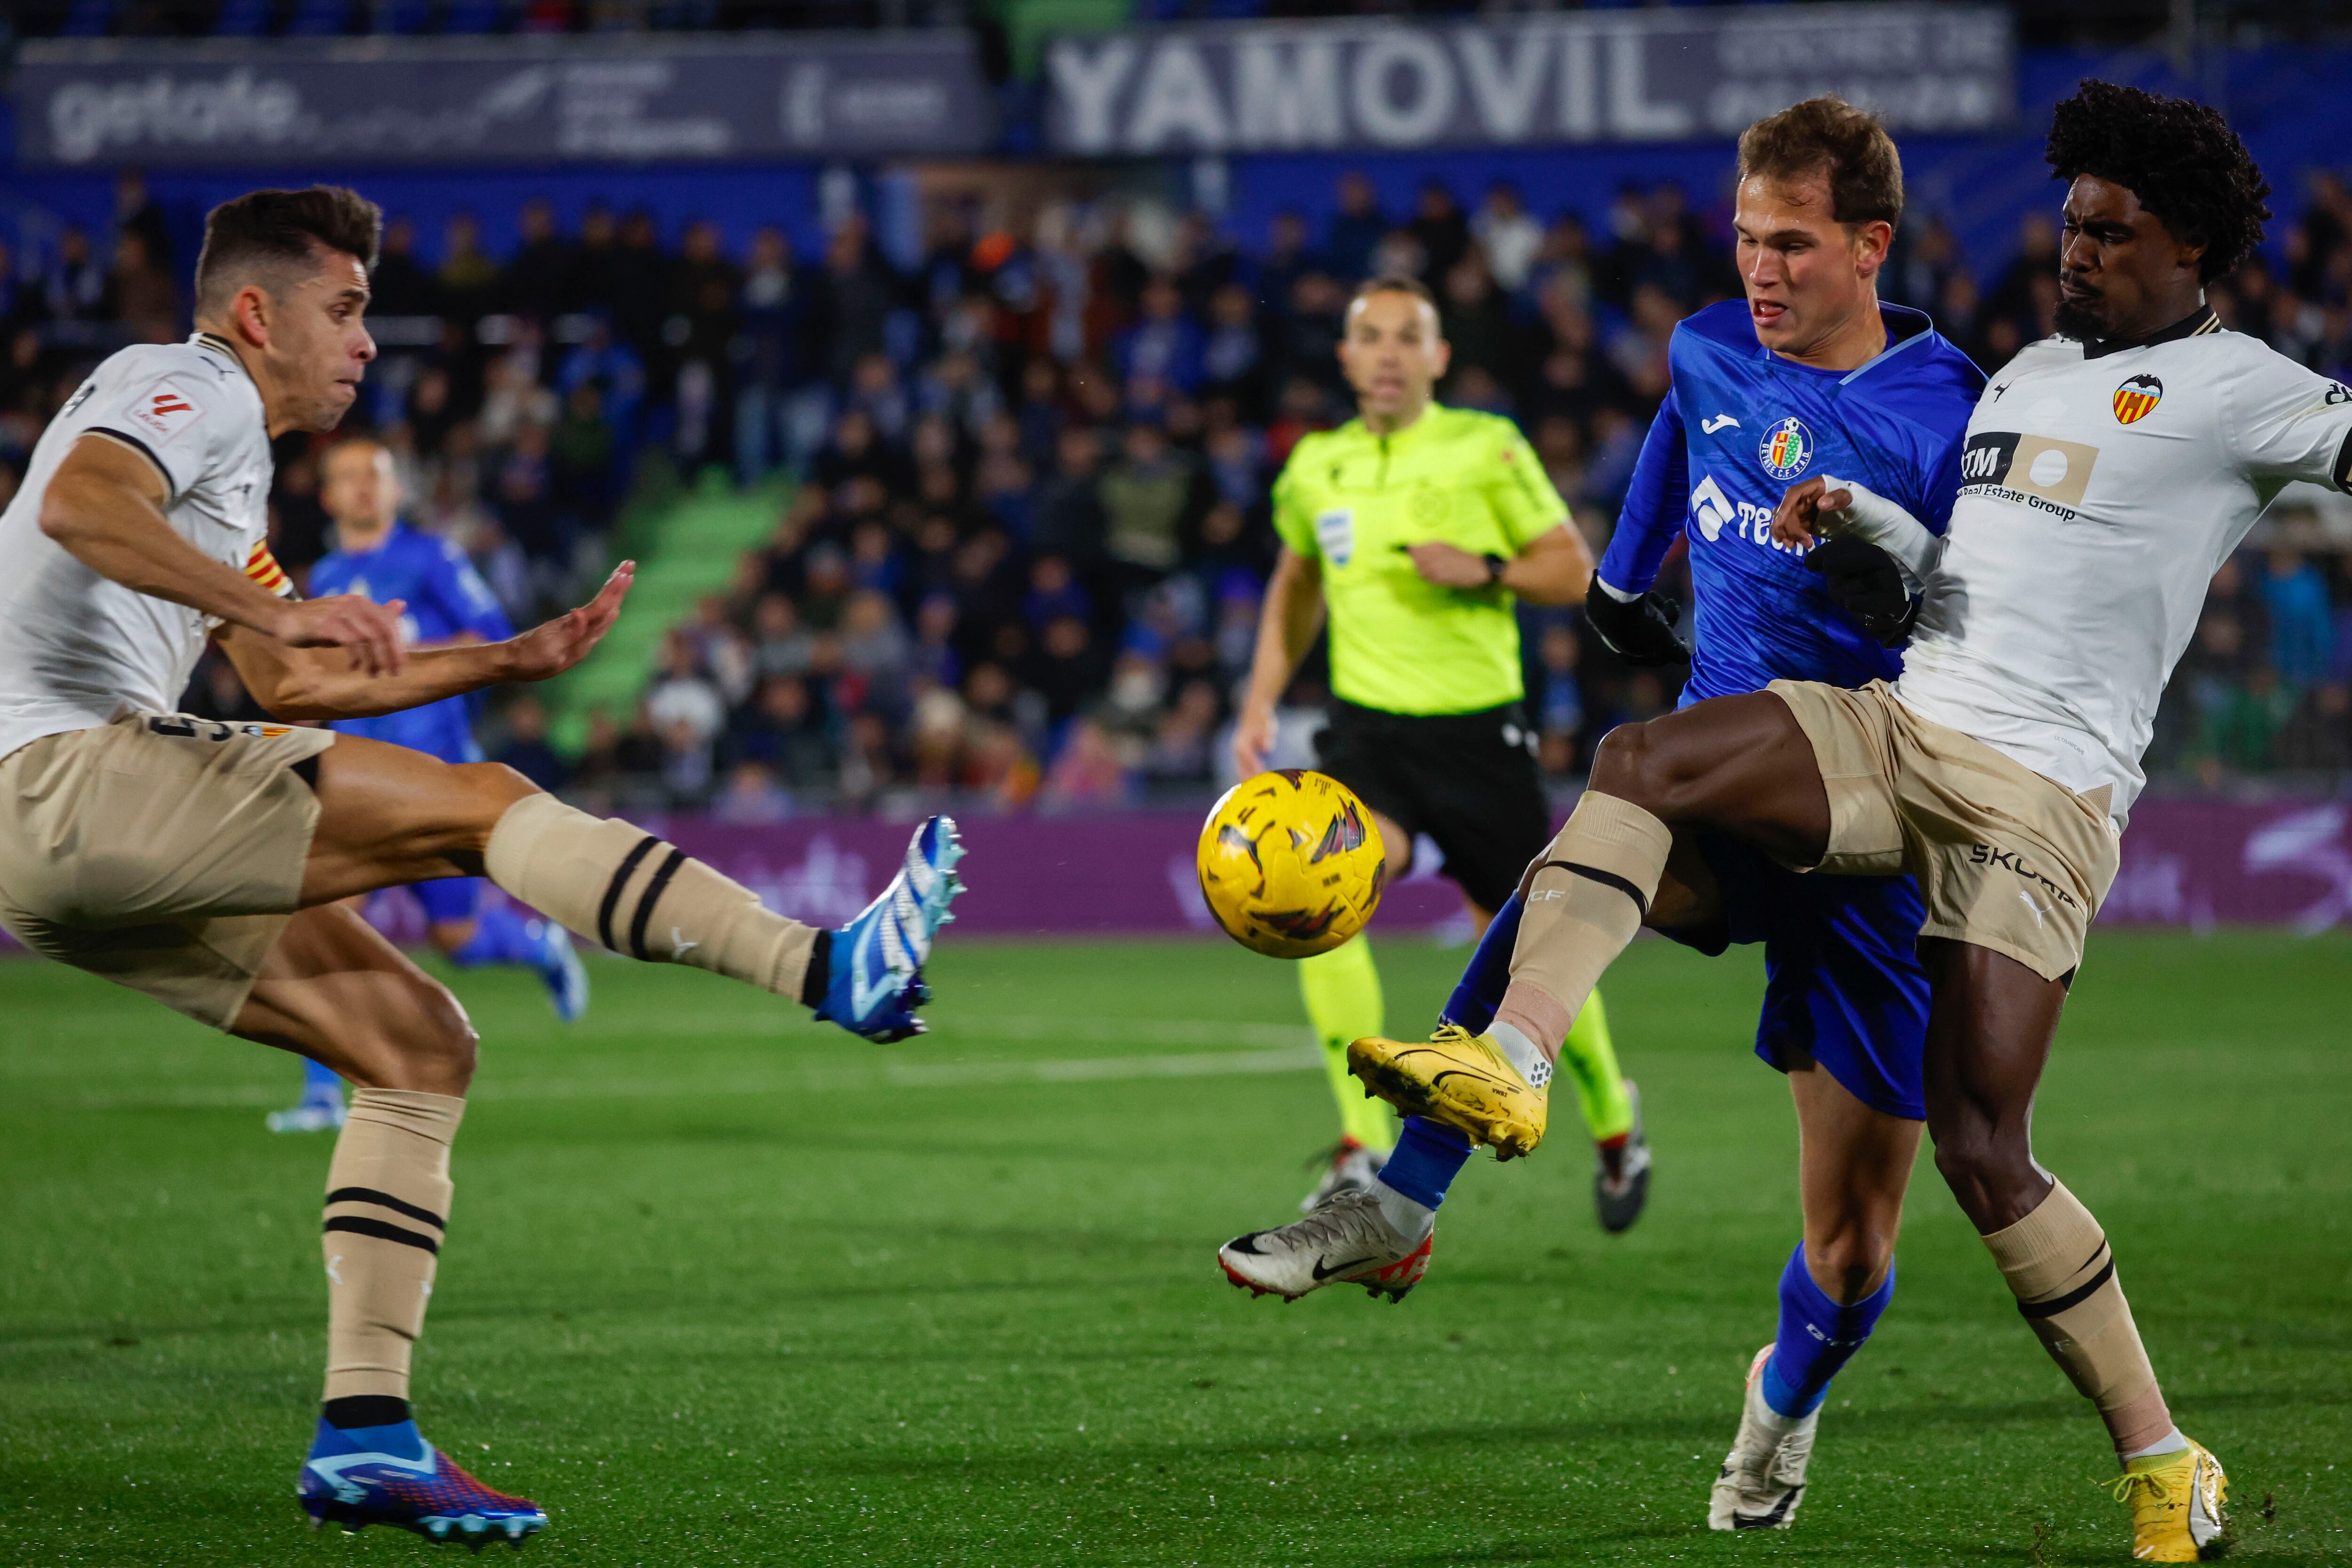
[1758,416,1813,481]
[2113,374,2163,425]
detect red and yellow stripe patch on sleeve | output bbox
[244,540,294,598]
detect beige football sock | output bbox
[1981,1180,2163,1424]
[1494,792,1671,1060]
[484,793,820,998]
[322,1089,463,1402]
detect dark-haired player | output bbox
[1357,82,2341,1561]
[0,186,966,1547]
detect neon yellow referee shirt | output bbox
[1270,403,1568,717]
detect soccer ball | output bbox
[1197,770,1387,958]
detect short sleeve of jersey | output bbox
[1271,441,1319,559]
[80,365,235,503]
[1486,418,1570,549]
[2226,354,2352,491]
[427,538,515,641]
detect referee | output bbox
[1232,274,1649,1228]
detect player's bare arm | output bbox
[1403,522,1591,603]
[1230,545,1326,776]
[40,435,409,674]
[214,561,635,720]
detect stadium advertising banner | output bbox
[11,32,993,167]
[1044,4,2013,156]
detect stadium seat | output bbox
[286,0,353,32]
[368,0,431,30]
[61,0,116,35]
[441,0,502,32]
[212,0,275,34]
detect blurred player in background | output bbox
[1221,274,1643,1299]
[269,438,588,1133]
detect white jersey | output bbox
[1894,312,2352,826]
[0,333,286,764]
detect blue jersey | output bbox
[1601,301,1983,1124]
[310,522,513,761]
[1601,300,1984,703]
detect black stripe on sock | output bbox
[323,1215,442,1254]
[628,847,687,961]
[324,1186,446,1231]
[1539,860,1651,920]
[2018,1252,2115,1320]
[596,834,660,953]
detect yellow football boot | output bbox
[1347,1024,1549,1160]
[2106,1438,2226,1562]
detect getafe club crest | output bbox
[2113,373,2163,425]
[1758,417,1813,481]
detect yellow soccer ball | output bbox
[1197,770,1387,958]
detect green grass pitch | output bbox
[1,931,2347,1565]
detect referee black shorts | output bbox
[1312,697,1553,915]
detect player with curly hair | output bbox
[1349,81,2341,1562]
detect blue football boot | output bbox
[530,919,590,1023]
[267,1059,347,1134]
[299,1418,548,1547]
[813,815,964,1042]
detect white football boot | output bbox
[1709,1344,1818,1530]
[1218,1187,1432,1303]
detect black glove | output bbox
[1582,572,1690,666]
[1804,537,1920,647]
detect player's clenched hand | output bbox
[1770,476,1855,551]
[1231,701,1277,778]
[504,562,636,682]
[271,594,409,676]
[1402,539,1493,590]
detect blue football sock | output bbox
[1760,1241,1895,1419]
[1441,891,1523,1034]
[300,1056,343,1103]
[449,904,544,969]
[1375,1116,1474,1210]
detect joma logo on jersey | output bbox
[1757,417,1813,481]
[2113,374,2163,425]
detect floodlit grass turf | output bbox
[1,932,2347,1566]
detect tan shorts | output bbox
[0,713,334,1029]
[1767,680,2119,982]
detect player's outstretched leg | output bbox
[1297,934,1397,1212]
[1922,940,2223,1563]
[299,741,964,1042]
[233,905,550,1546]
[1351,695,1830,1156]
[270,1055,349,1133]
[1428,890,1651,1225]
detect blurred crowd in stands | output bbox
[3,165,2351,812]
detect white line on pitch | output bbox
[35,1045,1322,1110]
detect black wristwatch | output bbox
[1482,553,1509,586]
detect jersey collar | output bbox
[1760,303,1938,386]
[2075,306,2220,360]
[191,331,257,382]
